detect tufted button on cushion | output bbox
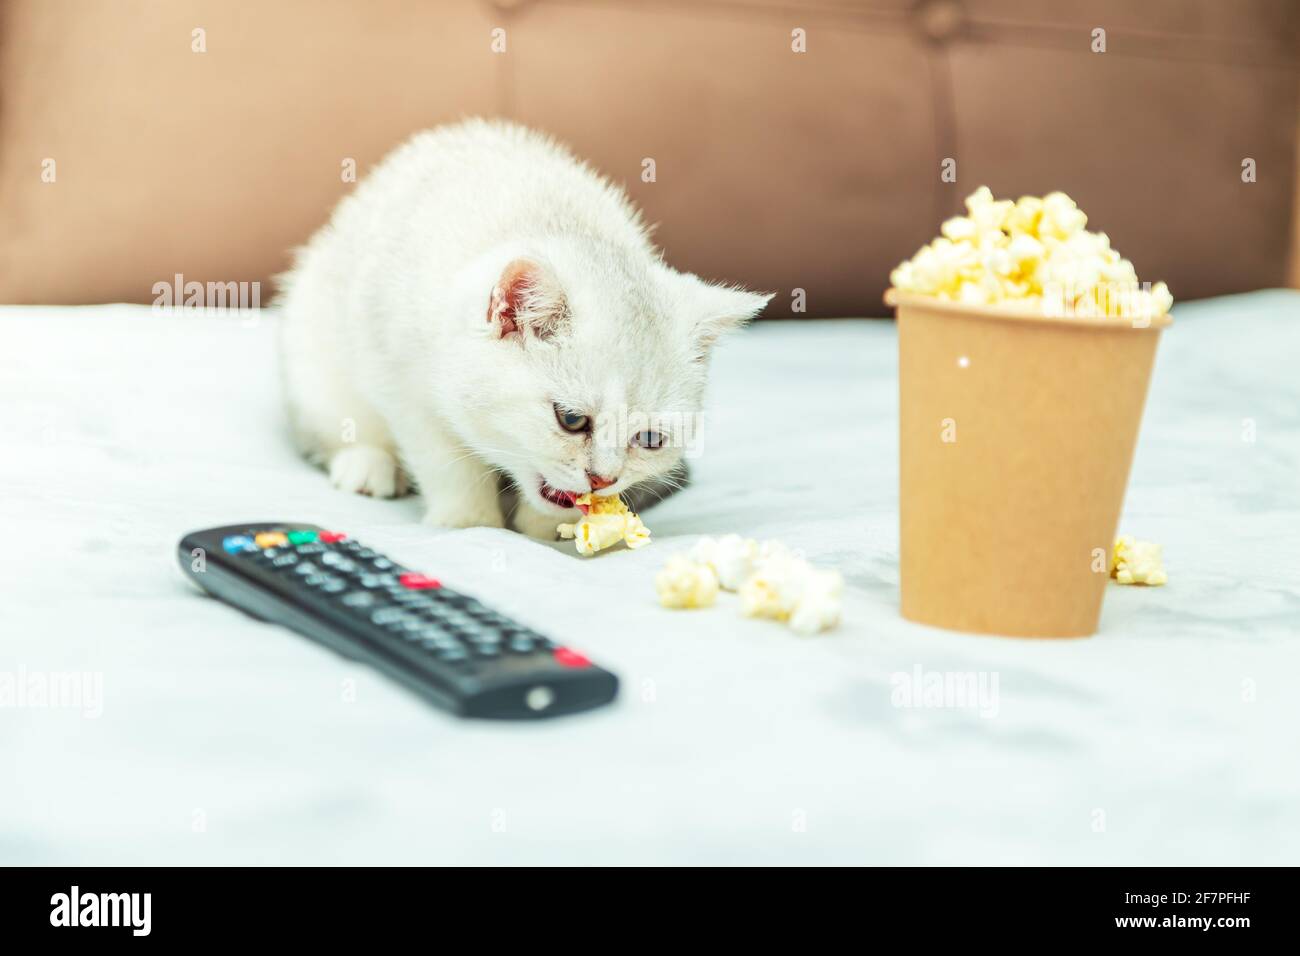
[915,0,965,43]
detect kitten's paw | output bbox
[423,497,505,530]
[328,445,406,498]
[511,503,564,541]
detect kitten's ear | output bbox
[487,258,568,342]
[666,268,773,356]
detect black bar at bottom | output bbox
[0,867,1291,942]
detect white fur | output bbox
[278,119,771,535]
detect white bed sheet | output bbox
[1,291,1297,865]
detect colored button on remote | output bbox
[255,531,288,548]
[222,535,257,553]
[320,531,347,543]
[553,647,591,668]
[399,573,441,590]
[287,529,319,545]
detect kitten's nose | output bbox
[586,472,618,492]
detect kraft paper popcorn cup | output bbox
[889,187,1171,637]
[892,295,1169,636]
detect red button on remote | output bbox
[399,573,441,590]
[553,647,591,668]
[320,531,347,543]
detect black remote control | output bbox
[176,523,618,719]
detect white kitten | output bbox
[278,119,770,537]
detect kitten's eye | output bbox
[632,430,665,449]
[554,405,590,433]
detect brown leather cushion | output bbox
[1,0,1297,316]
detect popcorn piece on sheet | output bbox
[658,535,844,633]
[739,551,808,621]
[655,555,720,609]
[1111,534,1167,586]
[557,493,651,556]
[888,186,1172,321]
[689,534,760,591]
[788,568,845,635]
[739,549,844,635]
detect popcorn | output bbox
[1038,190,1088,240]
[739,550,809,620]
[965,185,1014,234]
[1111,534,1167,586]
[740,551,844,635]
[689,534,759,591]
[654,555,719,609]
[655,536,843,634]
[940,215,978,243]
[557,493,651,555]
[889,187,1172,321]
[1005,194,1043,235]
[787,568,845,636]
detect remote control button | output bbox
[553,647,591,668]
[390,591,435,606]
[473,644,501,658]
[222,535,257,554]
[295,543,327,555]
[320,531,347,543]
[435,647,469,664]
[371,558,393,571]
[399,573,441,590]
[287,530,318,545]
[321,579,347,594]
[416,611,455,627]
[427,612,458,624]
[508,636,536,654]
[525,686,556,712]
[407,626,446,643]
[272,554,299,568]
[294,562,319,575]
[417,639,459,656]
[341,591,376,609]
[255,532,288,549]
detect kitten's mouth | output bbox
[538,481,580,510]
